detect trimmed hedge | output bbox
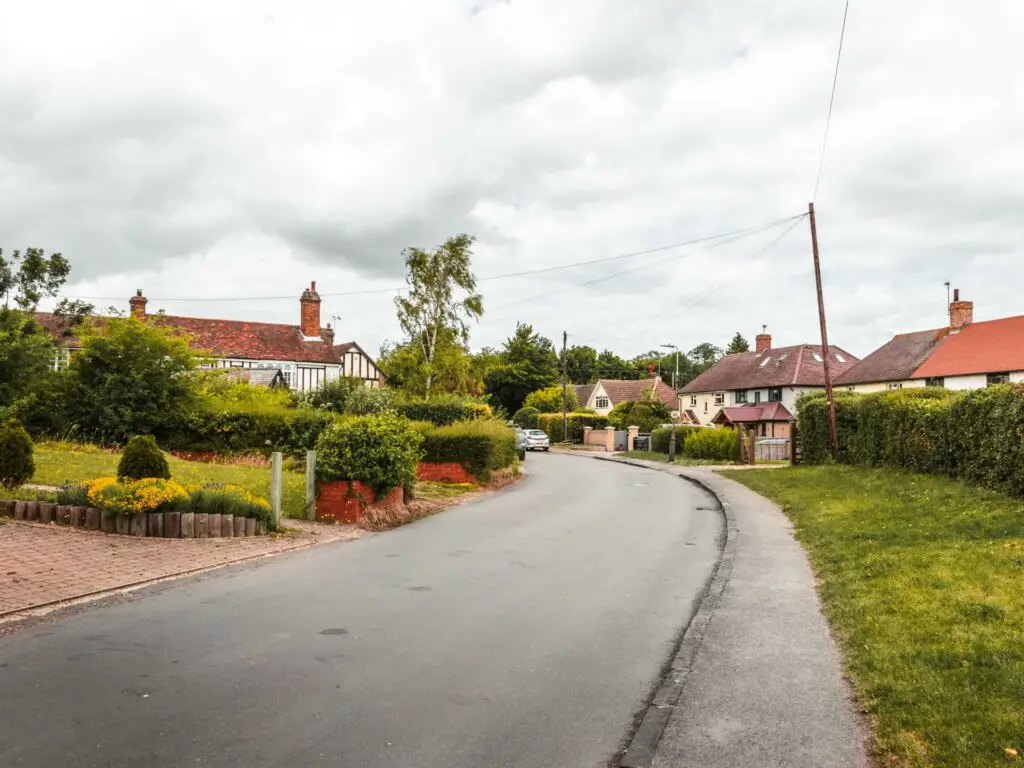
[393,400,490,426]
[797,384,1024,498]
[167,404,337,457]
[0,418,35,490]
[682,427,741,461]
[651,426,702,454]
[315,412,423,496]
[537,412,610,443]
[420,419,517,481]
[512,406,541,429]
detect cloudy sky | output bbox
[3,1,1022,360]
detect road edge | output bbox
[551,451,738,768]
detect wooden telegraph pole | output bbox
[808,202,839,460]
[561,331,568,443]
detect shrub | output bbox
[168,402,336,457]
[682,427,741,461]
[117,435,171,481]
[186,484,273,526]
[795,391,859,463]
[315,412,423,496]
[608,399,673,433]
[56,483,89,506]
[296,376,365,413]
[537,412,609,443]
[420,419,517,481]
[523,385,578,413]
[0,418,35,489]
[651,426,702,454]
[393,399,480,426]
[512,406,541,429]
[86,477,188,516]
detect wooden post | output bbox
[306,450,317,521]
[808,202,839,460]
[271,451,283,527]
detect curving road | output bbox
[0,453,721,768]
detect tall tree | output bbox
[394,234,483,397]
[378,327,476,398]
[726,332,750,354]
[1,247,70,310]
[484,323,558,414]
[560,344,598,384]
[688,342,723,369]
[595,349,633,380]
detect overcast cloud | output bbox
[2,1,1022,359]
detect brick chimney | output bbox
[949,288,974,329]
[300,281,321,337]
[129,289,147,319]
[755,326,772,353]
[321,322,335,346]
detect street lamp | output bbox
[660,344,679,390]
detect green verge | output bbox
[28,442,307,519]
[722,465,1024,768]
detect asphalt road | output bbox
[0,453,721,768]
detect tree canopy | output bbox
[726,332,750,354]
[484,323,559,414]
[523,385,578,413]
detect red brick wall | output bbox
[316,480,404,524]
[416,462,475,484]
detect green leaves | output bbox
[315,412,423,496]
[523,385,577,413]
[0,417,35,489]
[0,247,71,311]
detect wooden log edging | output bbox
[3,500,269,539]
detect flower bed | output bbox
[0,478,274,538]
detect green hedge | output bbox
[420,419,517,481]
[167,403,337,457]
[537,412,610,443]
[393,400,489,426]
[512,406,541,429]
[651,426,702,454]
[797,385,1024,498]
[682,427,741,461]
[315,412,423,496]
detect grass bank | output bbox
[722,465,1024,768]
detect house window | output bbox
[760,423,767,437]
[53,348,71,372]
[714,392,725,406]
[834,352,846,363]
[925,377,944,388]
[734,390,748,404]
[987,372,1011,386]
[768,387,783,402]
[888,382,903,391]
[754,390,762,404]
[281,370,295,389]
[704,400,708,413]
[812,352,823,363]
[595,396,610,409]
[690,394,697,407]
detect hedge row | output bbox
[166,404,337,458]
[682,427,741,461]
[651,426,703,454]
[393,400,491,426]
[797,385,1024,497]
[537,412,610,443]
[420,419,518,481]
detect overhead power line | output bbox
[66,214,805,304]
[812,0,851,202]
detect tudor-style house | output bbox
[835,289,1024,392]
[35,282,383,392]
[678,330,859,435]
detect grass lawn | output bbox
[618,450,739,467]
[29,442,309,519]
[722,465,1024,768]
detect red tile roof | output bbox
[573,383,596,406]
[34,312,342,365]
[913,314,1024,378]
[712,402,794,424]
[680,344,859,393]
[835,328,949,385]
[597,378,678,409]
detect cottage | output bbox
[575,378,679,418]
[836,290,1024,391]
[678,331,859,428]
[35,282,383,392]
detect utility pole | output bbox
[561,331,568,443]
[808,202,838,460]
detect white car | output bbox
[523,429,551,451]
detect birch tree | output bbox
[394,234,483,397]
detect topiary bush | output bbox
[315,412,424,496]
[0,418,35,489]
[682,427,741,462]
[512,406,541,429]
[117,435,171,481]
[420,419,518,481]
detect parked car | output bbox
[523,429,551,452]
[515,428,528,461]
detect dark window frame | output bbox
[768,387,783,402]
[987,372,1011,386]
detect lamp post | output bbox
[660,344,679,390]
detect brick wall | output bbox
[417,462,475,484]
[316,480,404,524]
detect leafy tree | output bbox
[726,332,750,354]
[394,234,483,397]
[524,385,579,413]
[607,397,673,433]
[64,317,201,444]
[561,345,598,384]
[688,342,723,374]
[484,323,559,414]
[1,247,71,310]
[378,327,476,398]
[595,349,633,380]
[0,310,55,413]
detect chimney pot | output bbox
[953,288,960,301]
[129,289,148,319]
[300,281,322,337]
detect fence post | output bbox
[270,452,283,527]
[305,450,317,521]
[668,429,677,462]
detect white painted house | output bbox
[36,282,383,392]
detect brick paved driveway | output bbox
[0,518,362,618]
